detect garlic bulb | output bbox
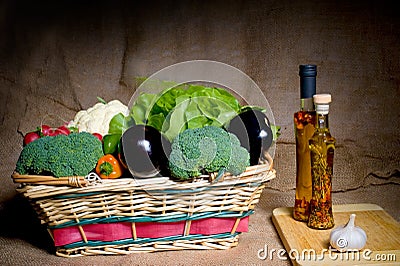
[330,213,367,252]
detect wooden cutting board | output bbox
[272,204,400,265]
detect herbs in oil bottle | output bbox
[307,94,335,230]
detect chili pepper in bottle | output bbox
[307,94,335,229]
[293,65,317,221]
[96,154,123,179]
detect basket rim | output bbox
[14,167,276,199]
[12,147,274,188]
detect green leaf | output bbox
[68,126,79,133]
[130,105,146,125]
[184,100,202,121]
[187,116,210,129]
[108,113,134,135]
[271,125,281,141]
[216,109,237,126]
[147,113,166,132]
[163,98,190,141]
[154,88,181,113]
[196,97,220,119]
[97,97,107,104]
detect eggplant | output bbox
[120,125,171,178]
[226,109,273,166]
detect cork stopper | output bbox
[313,94,331,114]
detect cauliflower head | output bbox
[69,100,128,136]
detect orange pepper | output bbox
[96,154,123,179]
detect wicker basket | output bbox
[12,158,275,257]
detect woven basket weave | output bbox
[12,160,275,257]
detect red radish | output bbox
[56,125,71,135]
[40,125,52,136]
[92,133,103,142]
[48,129,57,136]
[23,132,40,146]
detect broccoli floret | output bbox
[226,143,250,176]
[15,136,49,175]
[168,126,250,180]
[15,132,103,177]
[168,149,200,180]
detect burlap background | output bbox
[0,1,399,265]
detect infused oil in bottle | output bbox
[293,65,317,221]
[307,94,335,229]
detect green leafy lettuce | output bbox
[108,83,280,142]
[130,84,241,141]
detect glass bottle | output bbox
[293,65,317,221]
[307,94,335,229]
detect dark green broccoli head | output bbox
[15,132,103,177]
[168,126,250,180]
[226,145,250,176]
[67,132,104,176]
[168,149,201,180]
[15,136,50,175]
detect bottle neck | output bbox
[316,113,329,129]
[300,98,314,111]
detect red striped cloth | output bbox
[53,217,249,246]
